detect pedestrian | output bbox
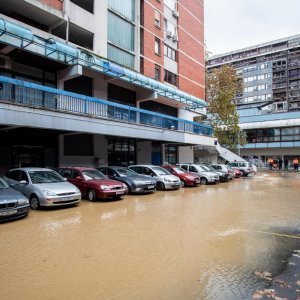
[284,158,289,170]
[267,157,274,170]
[278,158,283,170]
[293,158,299,171]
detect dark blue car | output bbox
[0,177,30,222]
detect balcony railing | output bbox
[0,76,213,136]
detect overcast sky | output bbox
[205,0,300,56]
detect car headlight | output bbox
[18,198,29,205]
[43,190,57,196]
[75,187,81,193]
[187,176,195,180]
[100,185,111,191]
[122,184,127,189]
[164,178,172,182]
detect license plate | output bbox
[147,185,155,189]
[116,191,124,195]
[0,210,17,216]
[62,196,76,201]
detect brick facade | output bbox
[141,0,205,100]
[40,0,63,10]
[178,0,204,99]
[141,0,164,80]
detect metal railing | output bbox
[0,76,213,136]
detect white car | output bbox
[178,164,219,185]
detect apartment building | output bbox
[0,0,212,172]
[207,35,300,166]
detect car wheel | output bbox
[125,183,131,194]
[200,177,208,185]
[157,182,165,190]
[30,194,40,210]
[87,189,97,201]
[180,179,185,187]
[240,170,245,176]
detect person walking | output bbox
[293,158,299,171]
[278,158,283,170]
[284,158,289,170]
[267,157,274,170]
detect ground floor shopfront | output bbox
[0,126,199,174]
[240,146,300,168]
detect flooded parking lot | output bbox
[1,172,300,300]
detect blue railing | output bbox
[0,76,213,136]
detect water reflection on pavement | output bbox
[1,172,300,300]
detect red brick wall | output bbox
[178,0,205,100]
[40,0,63,11]
[141,0,164,81]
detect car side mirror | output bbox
[9,183,15,187]
[19,180,27,184]
[63,177,68,181]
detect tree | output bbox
[205,65,246,151]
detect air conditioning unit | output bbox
[166,31,173,38]
[0,55,12,70]
[172,34,178,42]
[172,10,179,18]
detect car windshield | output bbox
[116,168,137,177]
[202,165,216,172]
[200,165,212,172]
[0,178,9,189]
[83,170,105,180]
[173,167,186,174]
[29,171,64,184]
[152,167,170,176]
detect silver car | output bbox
[5,168,81,210]
[128,165,181,190]
[211,164,234,180]
[227,161,254,176]
[178,163,219,185]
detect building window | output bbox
[164,70,177,86]
[155,64,161,80]
[155,37,161,55]
[164,44,177,61]
[154,10,161,28]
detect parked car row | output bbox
[0,161,254,222]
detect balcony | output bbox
[0,76,213,138]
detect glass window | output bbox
[29,171,64,184]
[155,64,161,80]
[71,170,81,179]
[155,37,161,55]
[59,169,72,178]
[181,165,188,171]
[189,166,197,172]
[154,10,161,28]
[6,170,20,181]
[164,70,177,86]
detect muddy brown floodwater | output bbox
[1,172,300,300]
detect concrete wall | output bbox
[178,146,193,163]
[137,141,152,164]
[59,134,107,167]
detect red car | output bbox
[232,167,242,178]
[57,167,128,201]
[162,165,200,187]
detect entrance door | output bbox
[12,146,44,168]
